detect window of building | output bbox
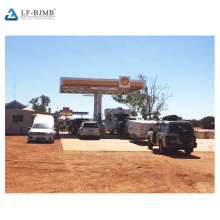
[13,115,23,123]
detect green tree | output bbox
[198,116,215,129]
[112,91,141,116]
[189,119,199,127]
[29,95,51,112]
[112,74,171,120]
[138,74,172,120]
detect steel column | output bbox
[97,91,102,123]
[94,93,98,121]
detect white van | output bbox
[28,115,55,143]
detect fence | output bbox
[195,130,215,139]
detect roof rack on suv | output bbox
[162,115,182,121]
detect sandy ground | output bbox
[5,135,215,193]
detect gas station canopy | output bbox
[59,77,146,95]
[59,76,146,122]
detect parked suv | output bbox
[71,118,89,134]
[147,120,197,155]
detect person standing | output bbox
[68,120,73,134]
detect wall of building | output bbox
[5,109,34,135]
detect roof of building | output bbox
[5,100,27,109]
[22,107,35,111]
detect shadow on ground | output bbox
[152,148,201,159]
[129,140,148,146]
[59,133,130,140]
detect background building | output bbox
[5,100,35,135]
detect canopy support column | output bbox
[94,93,98,121]
[97,91,102,123]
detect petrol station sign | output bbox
[60,107,72,116]
[119,76,130,88]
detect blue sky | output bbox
[5,36,215,120]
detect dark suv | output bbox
[71,118,89,134]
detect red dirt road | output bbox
[5,136,215,193]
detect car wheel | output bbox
[148,139,153,150]
[185,148,192,155]
[134,135,137,143]
[27,136,32,143]
[159,141,165,154]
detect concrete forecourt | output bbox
[60,134,215,152]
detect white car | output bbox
[28,115,55,143]
[78,121,100,140]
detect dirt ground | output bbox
[5,135,215,193]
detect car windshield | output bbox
[114,114,129,121]
[33,123,53,129]
[76,119,89,125]
[83,123,99,128]
[169,124,193,134]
